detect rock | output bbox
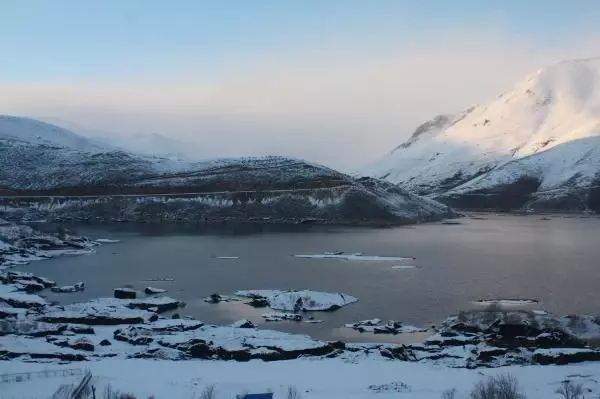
[30,276,56,288]
[126,297,181,313]
[532,349,600,365]
[149,314,159,322]
[171,314,180,319]
[231,319,255,328]
[13,280,45,293]
[262,312,303,322]
[145,287,167,295]
[68,325,95,334]
[99,339,112,346]
[248,297,269,308]
[51,282,85,293]
[205,293,223,303]
[71,337,94,352]
[114,288,137,299]
[476,347,508,362]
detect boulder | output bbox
[99,339,112,346]
[231,319,255,328]
[114,288,137,299]
[144,287,167,295]
[13,280,45,293]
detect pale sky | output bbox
[1,1,599,169]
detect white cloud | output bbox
[1,31,599,170]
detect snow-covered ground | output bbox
[3,357,600,399]
[360,57,600,209]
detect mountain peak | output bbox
[360,58,600,211]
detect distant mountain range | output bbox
[360,57,600,212]
[0,114,452,224]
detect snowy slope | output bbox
[0,115,452,223]
[0,115,111,153]
[360,57,600,209]
[94,133,206,161]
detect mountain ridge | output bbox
[360,57,600,211]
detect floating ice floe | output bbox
[294,254,414,261]
[391,265,418,269]
[474,299,539,306]
[235,289,358,312]
[262,312,303,322]
[95,238,121,243]
[215,256,239,260]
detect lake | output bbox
[18,213,600,343]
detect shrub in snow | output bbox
[102,384,137,399]
[287,386,301,399]
[441,388,457,399]
[200,385,217,399]
[555,380,584,399]
[469,374,525,399]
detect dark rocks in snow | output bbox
[114,288,137,299]
[13,279,45,293]
[231,319,255,328]
[205,293,224,303]
[53,337,95,352]
[247,297,269,308]
[51,282,85,293]
[41,313,145,326]
[126,297,181,313]
[68,325,95,335]
[99,339,112,346]
[144,287,167,295]
[532,349,600,365]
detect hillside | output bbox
[0,115,452,224]
[360,57,600,211]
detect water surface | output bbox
[19,214,600,343]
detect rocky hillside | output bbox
[360,58,600,212]
[0,115,452,225]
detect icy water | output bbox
[19,214,600,343]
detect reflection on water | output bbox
[21,214,600,343]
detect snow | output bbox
[294,254,414,261]
[0,115,111,153]
[235,289,358,311]
[360,57,600,200]
[0,284,47,307]
[5,357,600,399]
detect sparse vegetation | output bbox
[469,374,526,399]
[441,388,457,399]
[287,385,301,399]
[200,384,217,399]
[103,384,137,399]
[555,380,584,399]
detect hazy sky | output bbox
[1,1,599,169]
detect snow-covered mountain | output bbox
[0,115,452,224]
[93,133,205,161]
[0,115,111,153]
[360,57,600,211]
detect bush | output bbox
[103,385,137,399]
[441,388,457,399]
[200,385,216,399]
[469,374,526,399]
[287,386,301,399]
[555,380,584,399]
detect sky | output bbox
[1,0,599,169]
